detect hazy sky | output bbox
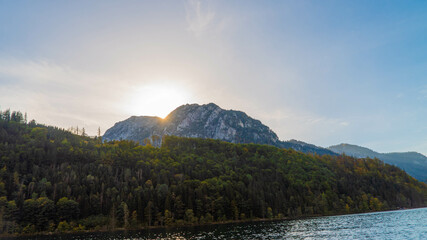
[1,1,426,155]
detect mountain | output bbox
[328,144,381,159]
[104,103,336,155]
[328,143,427,182]
[1,112,426,234]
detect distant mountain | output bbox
[328,144,381,159]
[329,143,427,182]
[104,103,336,155]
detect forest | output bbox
[0,110,426,235]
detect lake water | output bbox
[7,208,427,240]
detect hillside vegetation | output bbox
[329,143,427,182]
[0,110,426,235]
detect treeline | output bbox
[0,110,426,235]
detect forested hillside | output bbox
[329,143,427,182]
[0,110,426,235]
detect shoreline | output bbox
[2,207,426,238]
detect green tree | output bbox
[267,207,273,219]
[164,210,173,226]
[22,199,38,226]
[184,209,197,224]
[56,221,71,232]
[231,200,239,220]
[35,197,55,231]
[123,202,130,229]
[144,201,154,226]
[56,197,80,221]
[130,210,138,228]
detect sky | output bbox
[0,0,426,155]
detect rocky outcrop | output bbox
[104,103,336,155]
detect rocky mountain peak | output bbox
[103,103,336,155]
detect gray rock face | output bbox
[329,143,427,182]
[104,103,336,155]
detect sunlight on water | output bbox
[8,208,427,240]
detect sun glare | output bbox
[125,83,193,118]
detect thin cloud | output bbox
[185,0,216,37]
[0,58,69,84]
[255,107,352,145]
[340,121,350,126]
[0,58,127,135]
[421,85,427,99]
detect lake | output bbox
[6,208,427,240]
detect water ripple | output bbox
[7,208,427,240]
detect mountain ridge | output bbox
[104,103,336,155]
[328,143,427,182]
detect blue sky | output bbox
[0,0,426,155]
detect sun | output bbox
[124,83,193,118]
